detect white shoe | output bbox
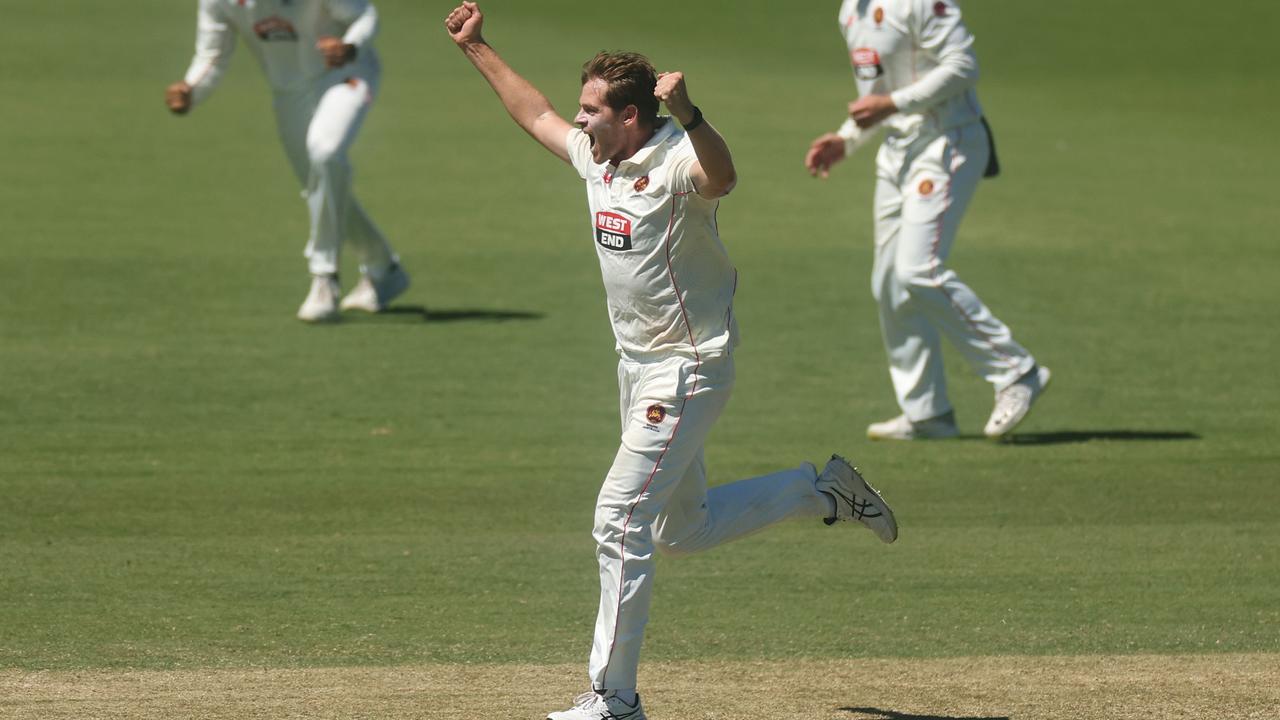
[296,274,340,323]
[866,412,959,441]
[548,691,646,720]
[984,365,1051,438]
[815,454,898,543]
[339,264,410,313]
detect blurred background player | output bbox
[166,0,409,322]
[805,0,1050,439]
[445,3,897,719]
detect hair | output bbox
[580,51,659,126]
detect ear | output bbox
[621,104,639,127]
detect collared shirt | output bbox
[566,120,738,363]
[183,0,381,103]
[838,0,984,138]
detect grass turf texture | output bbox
[2,0,1278,714]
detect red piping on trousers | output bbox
[599,196,702,687]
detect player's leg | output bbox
[867,142,959,438]
[895,128,1035,393]
[304,76,406,312]
[651,447,829,558]
[272,91,342,321]
[587,355,730,696]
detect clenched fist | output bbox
[316,36,357,68]
[445,2,484,45]
[655,72,695,126]
[165,81,193,115]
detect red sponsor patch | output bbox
[603,171,613,185]
[934,1,949,16]
[633,175,650,192]
[595,212,631,235]
[918,179,935,195]
[873,7,884,24]
[646,404,666,424]
[595,211,633,251]
[853,48,882,67]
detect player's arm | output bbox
[167,0,236,114]
[319,0,378,69]
[655,72,736,199]
[444,2,572,164]
[886,0,979,115]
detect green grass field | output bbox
[2,0,1279,717]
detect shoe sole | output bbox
[986,367,1052,439]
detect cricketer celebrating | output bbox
[166,0,410,322]
[445,3,897,719]
[805,0,1051,439]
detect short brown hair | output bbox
[581,51,659,126]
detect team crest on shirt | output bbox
[873,6,885,24]
[852,48,884,80]
[933,1,949,16]
[918,179,935,195]
[646,404,667,425]
[254,16,299,41]
[633,175,650,192]
[595,212,633,251]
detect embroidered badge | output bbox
[634,176,650,192]
[918,179,935,195]
[874,7,884,24]
[646,404,666,424]
[933,1,949,16]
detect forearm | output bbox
[684,117,736,197]
[889,55,976,114]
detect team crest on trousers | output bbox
[646,404,666,425]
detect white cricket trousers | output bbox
[871,122,1035,421]
[271,70,396,278]
[588,352,830,691]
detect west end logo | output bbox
[595,212,633,251]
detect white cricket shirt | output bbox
[838,0,984,138]
[183,0,380,103]
[566,121,738,363]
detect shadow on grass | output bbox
[841,707,1010,720]
[1002,430,1200,445]
[340,306,545,324]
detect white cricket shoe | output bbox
[866,412,960,441]
[296,274,340,323]
[548,691,646,720]
[339,264,410,313]
[984,365,1052,439]
[815,454,898,544]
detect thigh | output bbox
[272,91,319,183]
[899,127,988,265]
[306,77,374,155]
[597,356,733,519]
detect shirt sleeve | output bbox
[327,0,379,47]
[182,0,236,106]
[566,127,593,180]
[888,0,980,115]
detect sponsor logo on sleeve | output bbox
[254,16,299,41]
[852,48,884,80]
[595,212,633,251]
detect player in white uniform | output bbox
[166,0,410,322]
[445,3,898,719]
[805,0,1051,439]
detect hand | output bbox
[445,2,484,45]
[316,36,356,68]
[165,81,193,115]
[654,72,696,125]
[804,133,846,179]
[848,94,896,128]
